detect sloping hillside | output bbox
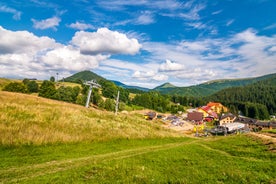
[0,91,180,145]
[0,78,21,90]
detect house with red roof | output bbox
[197,106,218,120]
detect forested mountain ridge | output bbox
[111,80,150,92]
[154,73,276,97]
[63,71,276,98]
[207,76,276,118]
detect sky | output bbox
[0,0,276,89]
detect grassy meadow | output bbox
[0,91,179,145]
[0,91,275,183]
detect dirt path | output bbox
[247,132,276,152]
[248,132,276,143]
[0,140,199,183]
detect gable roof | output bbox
[199,106,211,112]
[207,102,222,107]
[220,113,236,121]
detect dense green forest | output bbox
[206,77,276,119]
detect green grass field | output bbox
[0,91,275,183]
[1,136,275,183]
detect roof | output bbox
[145,111,156,118]
[220,113,236,121]
[198,106,211,112]
[234,116,257,124]
[209,111,218,119]
[207,102,222,107]
[187,111,203,121]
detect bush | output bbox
[39,80,57,98]
[3,82,28,93]
[104,99,115,111]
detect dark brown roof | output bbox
[220,113,236,121]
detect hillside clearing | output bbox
[0,91,182,145]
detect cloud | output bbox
[226,19,235,26]
[179,3,205,20]
[98,0,206,22]
[140,28,276,85]
[186,22,207,30]
[159,59,184,72]
[0,5,21,20]
[264,23,276,30]
[0,26,144,80]
[212,10,222,15]
[71,28,142,55]
[152,74,168,81]
[113,11,155,26]
[97,0,183,11]
[268,46,276,52]
[32,16,61,30]
[38,46,108,71]
[135,11,155,25]
[100,59,145,72]
[132,70,168,81]
[68,21,94,30]
[0,26,111,78]
[0,26,59,54]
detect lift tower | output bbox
[84,80,101,108]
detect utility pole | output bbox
[115,90,120,115]
[56,73,59,82]
[84,80,101,108]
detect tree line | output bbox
[3,76,275,119]
[2,78,185,114]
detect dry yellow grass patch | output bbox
[0,91,182,145]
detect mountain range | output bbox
[64,71,276,97]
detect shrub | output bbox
[3,82,28,93]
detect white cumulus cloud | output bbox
[71,28,142,55]
[0,26,58,54]
[38,46,108,71]
[0,26,143,80]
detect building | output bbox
[197,106,218,120]
[207,102,228,114]
[187,111,203,122]
[219,113,236,125]
[144,111,156,120]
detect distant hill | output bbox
[64,71,149,92]
[154,82,176,90]
[63,70,106,84]
[63,71,276,97]
[112,80,149,92]
[153,73,276,97]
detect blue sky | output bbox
[0,0,276,88]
